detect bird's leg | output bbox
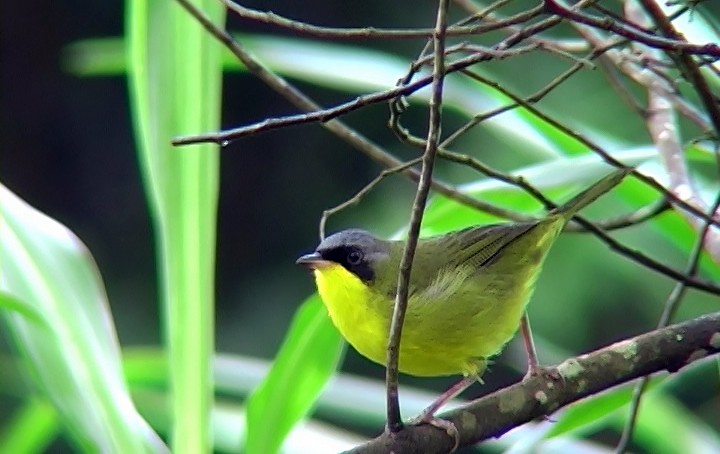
[416,375,477,422]
[520,312,541,378]
[520,312,561,385]
[408,375,477,452]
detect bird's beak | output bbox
[296,252,330,269]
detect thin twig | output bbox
[616,6,720,448]
[170,37,547,146]
[596,57,647,116]
[453,0,590,52]
[629,2,720,262]
[173,4,562,146]
[222,0,537,39]
[544,0,720,57]
[457,69,720,230]
[395,103,671,235]
[636,0,720,137]
[556,3,713,133]
[386,0,449,432]
[391,113,720,294]
[177,0,717,231]
[615,191,720,453]
[592,199,671,231]
[441,55,594,147]
[440,149,671,231]
[410,43,541,70]
[319,158,422,240]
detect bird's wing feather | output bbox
[450,222,538,270]
[409,222,538,294]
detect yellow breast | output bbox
[313,261,539,378]
[313,264,390,367]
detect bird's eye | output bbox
[347,250,363,266]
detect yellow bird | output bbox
[297,169,628,418]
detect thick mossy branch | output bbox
[346,311,720,454]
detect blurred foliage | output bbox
[2,0,719,453]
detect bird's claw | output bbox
[523,364,561,383]
[522,365,562,422]
[408,414,460,453]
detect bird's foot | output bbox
[523,364,561,383]
[522,365,562,422]
[407,413,460,453]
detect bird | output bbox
[297,168,629,422]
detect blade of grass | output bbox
[126,0,225,452]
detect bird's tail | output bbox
[554,168,631,219]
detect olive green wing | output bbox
[403,222,536,297]
[429,222,538,270]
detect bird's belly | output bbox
[343,286,533,377]
[398,267,540,376]
[314,261,540,378]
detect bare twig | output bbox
[170,38,552,147]
[222,0,538,40]
[596,57,647,116]
[440,149,671,231]
[181,5,717,232]
[615,190,720,454]
[555,3,713,133]
[172,0,524,221]
[453,0,590,52]
[173,4,565,146]
[410,43,541,70]
[386,0,449,432]
[616,6,720,449]
[456,69,720,231]
[319,158,422,240]
[629,3,720,262]
[390,110,720,294]
[441,55,595,147]
[592,199,671,231]
[636,0,720,139]
[544,0,720,57]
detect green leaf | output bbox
[0,398,59,453]
[0,184,165,452]
[545,380,655,438]
[245,295,344,454]
[126,0,225,452]
[613,388,720,454]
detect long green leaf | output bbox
[245,295,344,454]
[126,0,225,451]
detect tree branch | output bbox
[344,311,720,454]
[629,3,720,263]
[221,0,539,39]
[544,0,720,57]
